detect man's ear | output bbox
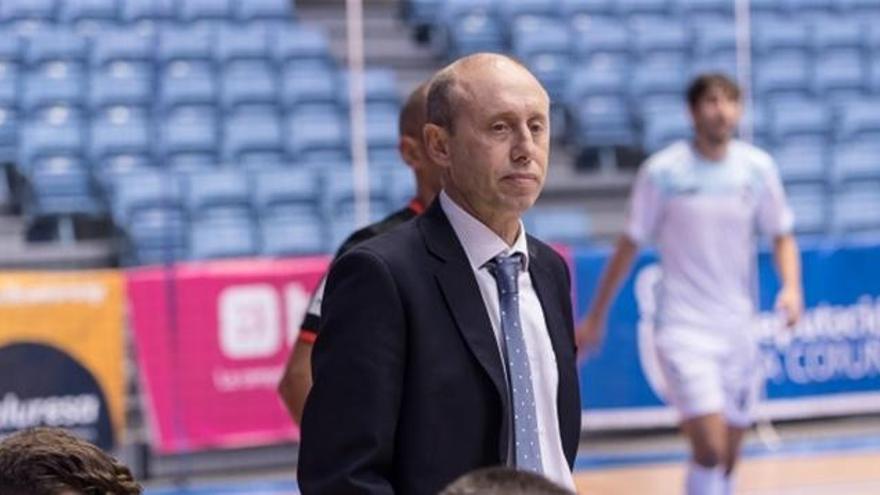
[423,123,452,169]
[398,135,422,171]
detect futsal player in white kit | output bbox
[577,74,804,495]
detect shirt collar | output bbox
[439,190,530,272]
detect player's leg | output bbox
[681,413,729,495]
[721,335,762,495]
[655,329,728,495]
[722,425,748,495]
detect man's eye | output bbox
[492,123,508,132]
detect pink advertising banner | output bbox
[127,256,329,454]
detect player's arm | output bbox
[576,165,659,358]
[575,235,639,358]
[772,234,803,327]
[277,336,313,425]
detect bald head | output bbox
[426,53,547,133]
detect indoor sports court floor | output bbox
[144,416,880,495]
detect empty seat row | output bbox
[113,165,417,263]
[0,24,331,78]
[0,0,294,32]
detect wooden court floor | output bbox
[574,450,880,494]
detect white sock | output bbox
[686,461,724,495]
[723,474,735,495]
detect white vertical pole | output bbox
[734,0,755,142]
[346,0,370,227]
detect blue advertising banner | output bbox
[575,241,880,429]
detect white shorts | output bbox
[654,325,762,428]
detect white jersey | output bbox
[626,139,794,329]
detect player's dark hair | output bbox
[687,73,741,108]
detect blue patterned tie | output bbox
[487,253,543,473]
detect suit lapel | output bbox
[528,241,579,461]
[419,200,511,461]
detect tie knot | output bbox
[487,253,523,295]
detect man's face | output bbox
[441,65,550,221]
[690,85,742,146]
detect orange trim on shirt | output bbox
[298,329,318,344]
[408,198,426,215]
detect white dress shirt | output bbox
[440,191,575,491]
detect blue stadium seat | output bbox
[189,218,260,260]
[753,18,811,60]
[742,103,772,148]
[0,74,18,162]
[273,25,334,72]
[25,29,88,77]
[386,165,416,207]
[570,18,630,67]
[831,141,880,182]
[753,54,812,106]
[831,181,880,233]
[90,117,152,172]
[772,141,829,183]
[630,17,690,66]
[560,0,616,18]
[252,167,322,217]
[120,0,175,32]
[694,20,736,59]
[642,108,691,153]
[438,0,505,59]
[158,71,218,118]
[238,0,294,25]
[365,107,400,163]
[25,158,103,219]
[525,206,592,244]
[785,183,827,234]
[124,206,188,265]
[285,110,348,163]
[186,169,252,222]
[848,0,880,16]
[17,122,83,175]
[572,95,636,148]
[112,170,184,224]
[158,115,218,170]
[178,0,233,25]
[565,64,628,109]
[281,65,339,114]
[679,0,734,24]
[812,16,865,58]
[629,63,687,112]
[0,30,23,76]
[58,0,119,34]
[90,28,155,79]
[157,26,215,78]
[220,68,278,115]
[499,0,558,25]
[339,68,400,118]
[870,55,880,93]
[837,100,880,141]
[785,0,839,18]
[89,72,152,118]
[0,0,56,33]
[216,25,272,73]
[511,18,572,99]
[616,0,670,19]
[749,0,782,19]
[222,113,284,165]
[813,52,865,105]
[260,213,325,256]
[323,167,389,221]
[768,98,832,142]
[20,72,86,121]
